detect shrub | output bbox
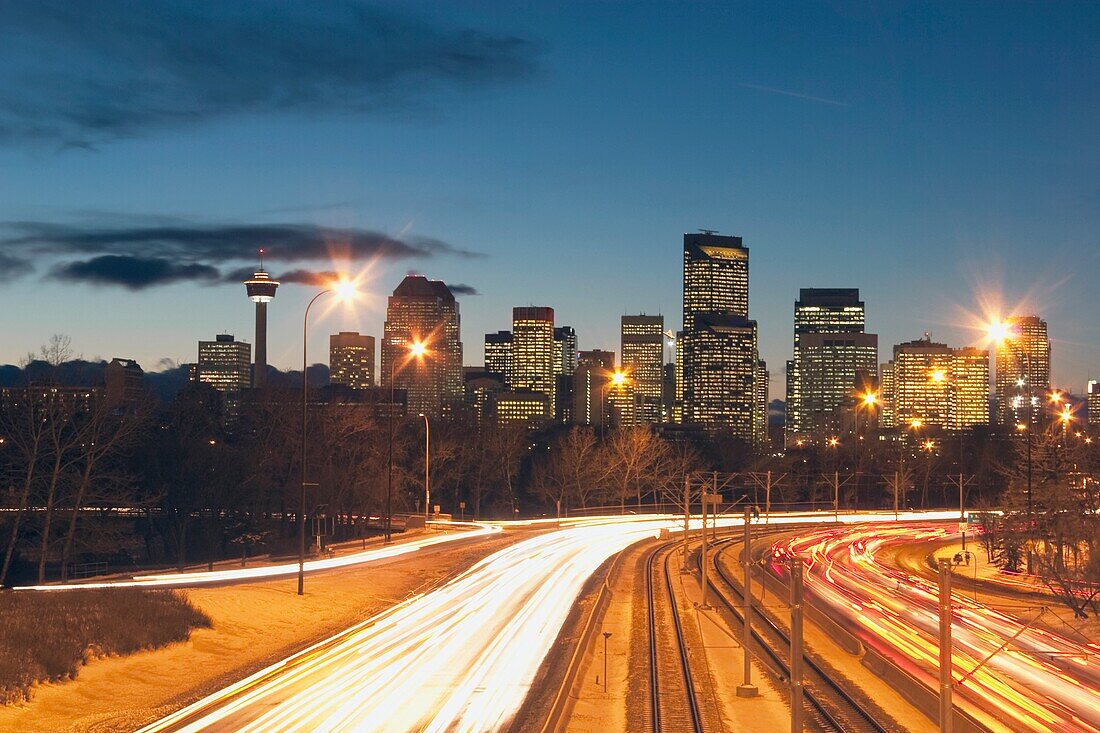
[0,589,210,704]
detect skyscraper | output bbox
[243,251,279,389]
[572,350,615,427]
[754,359,770,447]
[621,315,664,423]
[197,334,251,395]
[950,347,990,430]
[329,332,375,389]
[882,337,989,431]
[484,331,513,381]
[105,358,144,408]
[680,232,762,441]
[785,289,875,440]
[381,275,463,418]
[1089,381,1100,427]
[994,315,1051,427]
[511,307,556,417]
[553,326,578,377]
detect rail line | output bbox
[708,538,892,733]
[646,541,704,733]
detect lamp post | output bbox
[600,369,628,438]
[386,339,428,543]
[299,280,357,596]
[420,413,430,519]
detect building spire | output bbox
[258,247,266,272]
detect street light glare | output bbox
[860,390,879,407]
[332,278,359,303]
[986,318,1014,345]
[611,369,628,386]
[930,369,946,383]
[409,340,428,358]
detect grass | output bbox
[0,588,211,704]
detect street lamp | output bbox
[299,279,358,596]
[386,338,430,543]
[988,320,1035,523]
[419,412,430,519]
[599,368,630,437]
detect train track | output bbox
[646,541,704,733]
[707,538,892,733]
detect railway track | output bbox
[645,541,704,733]
[707,538,892,733]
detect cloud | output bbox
[0,253,33,281]
[2,220,485,263]
[449,283,480,295]
[50,255,220,289]
[0,2,538,146]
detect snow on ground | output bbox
[0,529,520,733]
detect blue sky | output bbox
[0,2,1097,398]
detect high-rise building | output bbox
[578,349,615,371]
[785,289,874,439]
[197,334,251,395]
[105,358,144,407]
[995,316,1051,427]
[484,331,513,381]
[381,275,463,418]
[792,332,879,438]
[1089,381,1100,426]
[621,315,664,424]
[883,337,990,431]
[681,232,761,440]
[329,332,375,389]
[553,326,578,377]
[488,390,550,427]
[754,359,770,447]
[243,251,279,389]
[572,350,616,427]
[511,307,556,417]
[950,347,990,430]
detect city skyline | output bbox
[0,4,1097,397]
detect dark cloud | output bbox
[448,283,480,295]
[0,253,33,281]
[1,221,484,262]
[50,255,220,289]
[0,2,538,146]
[275,269,341,286]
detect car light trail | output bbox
[15,521,501,590]
[769,523,1100,732]
[138,511,954,732]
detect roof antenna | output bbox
[258,248,266,272]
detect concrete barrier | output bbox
[862,648,987,733]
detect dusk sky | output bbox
[0,2,1097,398]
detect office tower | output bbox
[890,336,953,428]
[794,332,879,438]
[511,307,555,417]
[464,367,505,423]
[197,335,251,401]
[621,315,664,423]
[484,331,513,381]
[243,251,279,388]
[879,361,896,428]
[754,359,770,447]
[995,315,1051,427]
[381,275,463,418]
[662,363,677,423]
[104,358,144,407]
[572,350,615,427]
[681,232,760,440]
[1089,381,1100,426]
[553,326,578,377]
[950,347,990,430]
[673,330,685,423]
[329,332,375,389]
[785,289,875,439]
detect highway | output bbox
[768,523,1100,733]
[138,511,958,733]
[14,521,501,590]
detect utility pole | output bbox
[682,474,691,573]
[765,470,772,525]
[602,631,612,693]
[737,506,758,697]
[700,488,711,609]
[790,557,804,733]
[939,558,953,733]
[893,469,900,520]
[833,470,840,522]
[948,473,970,552]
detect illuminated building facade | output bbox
[511,306,556,418]
[243,254,279,389]
[681,232,763,442]
[950,347,990,430]
[329,332,375,389]
[785,289,874,440]
[1090,381,1100,427]
[196,334,252,395]
[484,331,513,381]
[621,314,664,423]
[994,315,1050,427]
[754,359,770,447]
[381,275,463,418]
[488,390,550,427]
[572,350,615,427]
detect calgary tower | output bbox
[243,249,279,388]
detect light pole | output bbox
[420,413,430,519]
[386,339,428,543]
[299,280,357,596]
[600,369,628,438]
